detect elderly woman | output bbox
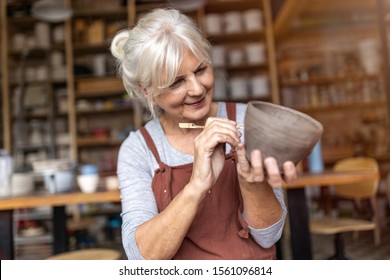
[110,8,296,260]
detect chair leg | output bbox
[370,197,381,246]
[328,233,349,260]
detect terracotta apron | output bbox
[140,103,275,259]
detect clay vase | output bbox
[244,101,323,170]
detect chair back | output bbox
[333,157,379,199]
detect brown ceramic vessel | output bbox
[244,101,323,170]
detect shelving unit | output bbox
[203,0,279,103]
[2,1,70,170]
[275,0,390,165]
[64,0,136,175]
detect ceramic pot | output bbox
[244,101,323,170]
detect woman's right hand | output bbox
[189,117,241,196]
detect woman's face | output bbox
[153,49,214,123]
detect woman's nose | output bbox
[186,75,203,96]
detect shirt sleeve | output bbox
[247,187,287,248]
[117,131,158,260]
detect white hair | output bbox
[110,8,212,118]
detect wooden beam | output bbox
[1,0,11,152]
[274,0,310,41]
[376,0,390,151]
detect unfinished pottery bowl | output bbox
[244,101,323,170]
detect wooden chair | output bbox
[310,157,381,260]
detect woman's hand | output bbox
[190,117,241,195]
[236,143,297,188]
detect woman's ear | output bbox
[141,86,156,108]
[139,83,148,97]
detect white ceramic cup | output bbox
[243,9,263,31]
[12,172,34,196]
[93,55,107,77]
[250,74,269,98]
[205,13,223,35]
[77,174,99,193]
[213,76,228,100]
[211,46,226,67]
[228,48,245,66]
[105,176,119,191]
[224,12,242,33]
[35,22,51,49]
[229,76,249,99]
[246,43,266,64]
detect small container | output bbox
[205,13,223,35]
[77,174,99,193]
[12,172,34,196]
[229,76,249,99]
[0,150,13,198]
[228,48,245,66]
[79,164,98,175]
[224,11,242,34]
[211,46,226,67]
[243,9,263,31]
[246,43,266,64]
[44,170,74,194]
[250,74,269,98]
[105,176,119,191]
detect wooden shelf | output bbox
[73,7,128,18]
[9,78,67,87]
[296,100,386,113]
[205,0,262,13]
[207,30,265,44]
[217,62,268,73]
[281,73,381,87]
[73,42,111,54]
[75,76,125,97]
[76,106,133,115]
[77,137,122,147]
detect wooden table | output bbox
[281,170,379,260]
[0,190,120,260]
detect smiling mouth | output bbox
[185,97,206,108]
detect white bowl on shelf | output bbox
[77,174,99,194]
[43,170,74,194]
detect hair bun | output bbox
[110,30,130,60]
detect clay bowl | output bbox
[244,101,323,170]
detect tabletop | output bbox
[0,190,120,211]
[283,170,379,189]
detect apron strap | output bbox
[226,102,238,152]
[226,102,237,122]
[140,127,162,164]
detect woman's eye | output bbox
[169,78,184,89]
[195,66,207,75]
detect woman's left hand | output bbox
[236,143,297,187]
